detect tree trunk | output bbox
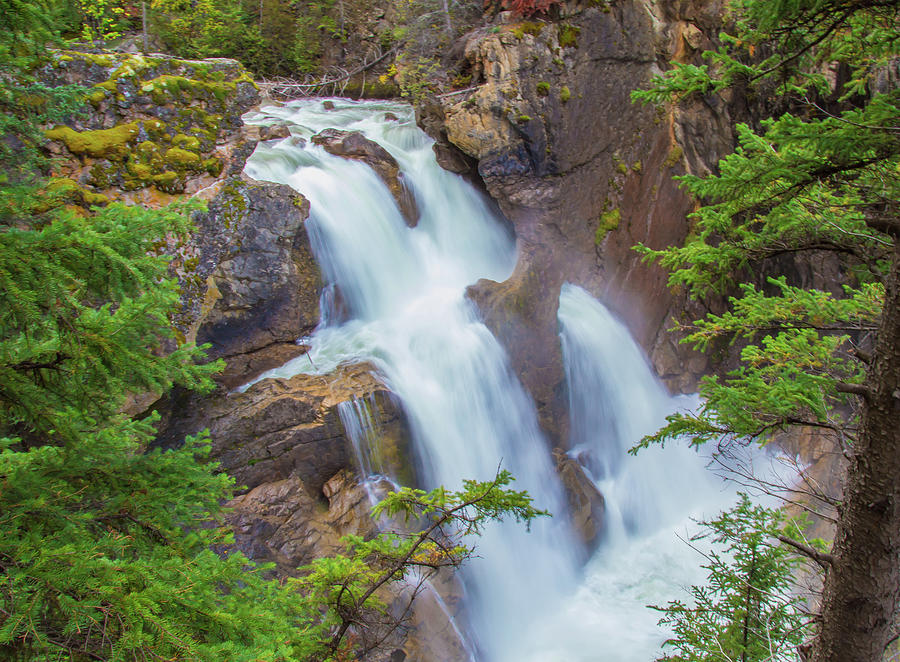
[441,0,452,34]
[142,1,148,53]
[811,243,900,662]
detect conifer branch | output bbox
[776,534,834,570]
[835,382,870,399]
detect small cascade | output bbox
[337,396,398,503]
[558,284,719,540]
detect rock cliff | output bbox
[420,0,735,446]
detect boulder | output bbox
[40,50,260,198]
[311,128,420,227]
[555,449,606,553]
[259,124,292,141]
[190,177,322,388]
[205,363,403,495]
[226,470,393,574]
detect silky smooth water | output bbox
[243,99,755,661]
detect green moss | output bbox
[558,24,581,48]
[664,144,684,168]
[632,160,642,174]
[516,114,533,123]
[616,161,628,175]
[88,160,118,188]
[536,81,550,97]
[203,158,223,177]
[164,147,202,169]
[594,208,621,244]
[127,162,155,181]
[45,122,140,159]
[560,86,571,103]
[95,79,119,95]
[45,178,110,207]
[172,134,201,151]
[511,21,544,39]
[71,51,115,67]
[153,171,181,191]
[81,190,110,205]
[87,90,107,108]
[200,113,223,131]
[137,141,158,156]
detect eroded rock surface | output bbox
[192,178,322,388]
[555,448,606,553]
[422,1,735,444]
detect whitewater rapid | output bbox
[241,98,758,661]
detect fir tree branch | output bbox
[834,381,871,399]
[776,534,834,570]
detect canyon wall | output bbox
[420,0,736,445]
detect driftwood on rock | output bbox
[257,47,399,100]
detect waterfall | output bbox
[244,99,578,662]
[242,99,761,661]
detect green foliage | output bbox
[297,471,548,657]
[392,54,441,102]
[0,427,325,661]
[0,198,222,442]
[632,2,900,656]
[75,0,131,42]
[0,0,86,179]
[631,0,898,455]
[380,0,485,97]
[149,0,347,76]
[653,496,812,661]
[631,1,900,105]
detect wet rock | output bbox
[311,128,420,227]
[555,449,605,552]
[424,2,736,443]
[259,124,292,140]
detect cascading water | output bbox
[558,284,721,541]
[242,99,759,661]
[244,99,578,661]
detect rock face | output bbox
[41,51,324,390]
[41,50,259,201]
[311,128,420,226]
[422,1,735,445]
[191,178,322,388]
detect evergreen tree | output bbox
[652,497,810,662]
[632,1,899,660]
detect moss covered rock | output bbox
[40,49,260,198]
